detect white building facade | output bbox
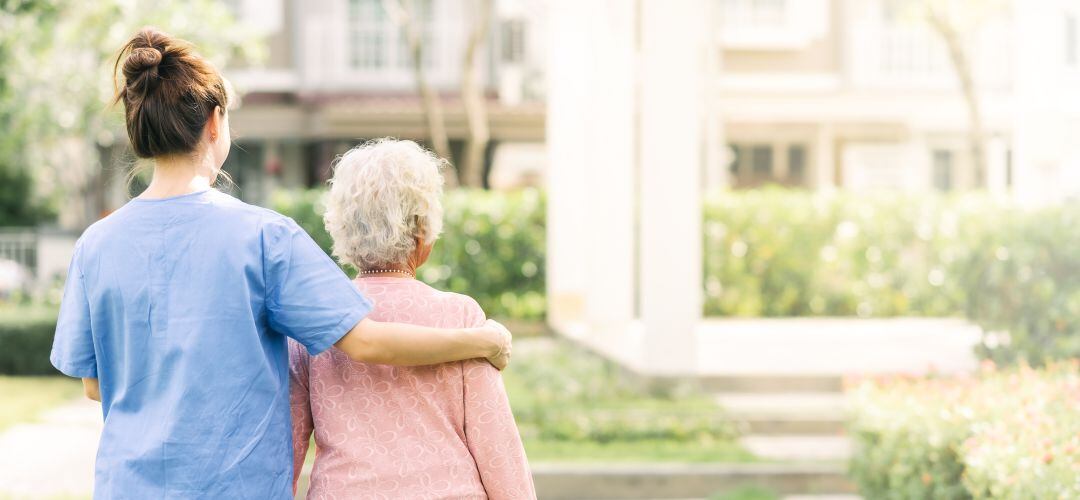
[712,0,1080,202]
[546,0,1080,376]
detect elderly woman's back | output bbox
[289,139,535,500]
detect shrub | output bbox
[950,202,1080,365]
[704,189,1080,364]
[702,189,983,318]
[272,188,546,321]
[0,306,59,375]
[848,362,1080,499]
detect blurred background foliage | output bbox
[0,0,263,226]
[273,188,547,321]
[848,361,1080,499]
[275,186,1080,365]
[704,188,1080,365]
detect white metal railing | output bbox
[878,25,949,78]
[0,230,37,277]
[849,11,1013,90]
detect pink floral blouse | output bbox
[289,276,535,500]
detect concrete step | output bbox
[700,375,844,394]
[739,435,852,462]
[782,495,863,500]
[532,462,855,500]
[717,393,848,435]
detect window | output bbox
[348,0,387,69]
[788,145,807,185]
[1067,14,1078,66]
[729,142,810,188]
[876,0,948,78]
[932,150,954,192]
[718,0,787,28]
[501,19,526,64]
[347,0,435,70]
[750,146,773,175]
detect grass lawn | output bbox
[0,376,82,432]
[709,486,779,500]
[521,438,755,463]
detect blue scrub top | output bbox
[50,189,372,499]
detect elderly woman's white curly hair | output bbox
[323,138,447,269]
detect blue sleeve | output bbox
[50,242,98,378]
[262,216,373,355]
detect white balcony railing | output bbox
[716,0,828,50]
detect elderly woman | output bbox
[289,139,535,499]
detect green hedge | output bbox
[273,188,546,321]
[705,189,1080,364]
[0,306,59,375]
[701,189,1009,318]
[275,187,1080,363]
[849,362,1080,499]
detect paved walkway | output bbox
[0,398,100,499]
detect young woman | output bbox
[290,139,535,499]
[48,29,512,499]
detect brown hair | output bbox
[113,28,229,159]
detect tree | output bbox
[0,0,264,228]
[458,0,494,188]
[914,0,1006,188]
[382,0,457,187]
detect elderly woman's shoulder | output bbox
[431,289,486,326]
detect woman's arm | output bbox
[82,378,100,401]
[287,341,315,495]
[462,360,536,500]
[334,318,512,369]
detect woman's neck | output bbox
[358,263,416,279]
[139,153,216,199]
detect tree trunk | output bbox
[383,0,456,187]
[929,11,986,189]
[458,0,493,188]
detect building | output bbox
[712,0,1080,201]
[219,0,547,204]
[545,0,1080,376]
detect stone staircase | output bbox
[710,376,852,465]
[532,373,858,500]
[533,318,982,499]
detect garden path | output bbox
[0,397,100,498]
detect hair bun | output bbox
[123,47,163,83]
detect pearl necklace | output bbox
[358,268,415,278]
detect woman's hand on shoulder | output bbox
[481,319,512,370]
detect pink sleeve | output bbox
[459,299,536,499]
[288,340,314,495]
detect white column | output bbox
[637,0,705,375]
[702,0,728,191]
[544,0,590,326]
[582,2,637,328]
[546,0,636,332]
